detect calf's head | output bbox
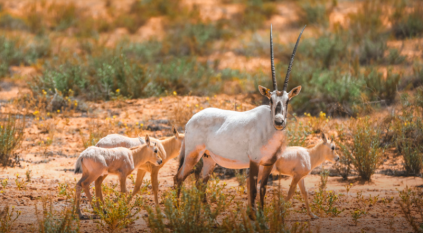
[144,135,164,166]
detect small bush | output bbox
[0,205,21,233]
[0,13,28,30]
[0,113,26,167]
[145,180,232,233]
[35,196,80,233]
[391,0,423,38]
[398,186,423,232]
[389,90,423,176]
[343,117,384,181]
[362,67,400,105]
[297,0,333,27]
[0,36,51,78]
[229,0,279,31]
[93,186,144,233]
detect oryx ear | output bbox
[288,86,301,100]
[138,136,144,144]
[145,135,150,146]
[321,132,328,143]
[172,126,179,138]
[258,85,271,99]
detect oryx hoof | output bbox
[310,213,319,220]
[248,210,256,221]
[78,215,91,220]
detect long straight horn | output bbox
[270,24,277,91]
[283,25,306,92]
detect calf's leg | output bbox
[298,178,318,219]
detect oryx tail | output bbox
[74,157,83,174]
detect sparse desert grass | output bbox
[0,113,26,167]
[79,118,114,148]
[0,205,21,233]
[297,0,334,28]
[34,196,80,233]
[391,0,423,38]
[228,0,279,31]
[398,186,423,232]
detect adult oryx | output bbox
[174,25,306,219]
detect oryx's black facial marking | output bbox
[275,102,282,115]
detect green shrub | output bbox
[344,117,384,181]
[362,68,400,105]
[0,13,28,30]
[145,180,232,233]
[0,113,26,167]
[229,0,279,31]
[0,36,50,78]
[163,19,232,56]
[297,0,334,27]
[389,90,423,176]
[93,187,144,233]
[386,48,407,65]
[48,2,78,31]
[391,0,423,38]
[34,196,80,233]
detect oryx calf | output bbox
[95,127,184,205]
[74,135,165,219]
[258,133,339,219]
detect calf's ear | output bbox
[145,135,150,146]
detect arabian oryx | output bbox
[174,25,306,219]
[95,127,184,205]
[74,135,165,219]
[257,132,339,219]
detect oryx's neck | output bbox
[131,146,150,167]
[307,143,326,170]
[160,136,179,162]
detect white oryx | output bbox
[74,135,165,219]
[95,127,184,205]
[174,25,306,219]
[257,132,339,219]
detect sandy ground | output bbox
[1,87,422,232]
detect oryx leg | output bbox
[174,147,204,198]
[151,167,160,205]
[196,154,216,203]
[247,161,259,220]
[285,176,301,202]
[94,175,108,209]
[77,173,101,219]
[298,178,318,219]
[119,173,128,194]
[259,165,273,210]
[130,169,147,201]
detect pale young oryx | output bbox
[74,135,165,219]
[258,132,339,219]
[174,25,306,220]
[95,127,184,205]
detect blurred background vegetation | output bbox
[0,0,422,116]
